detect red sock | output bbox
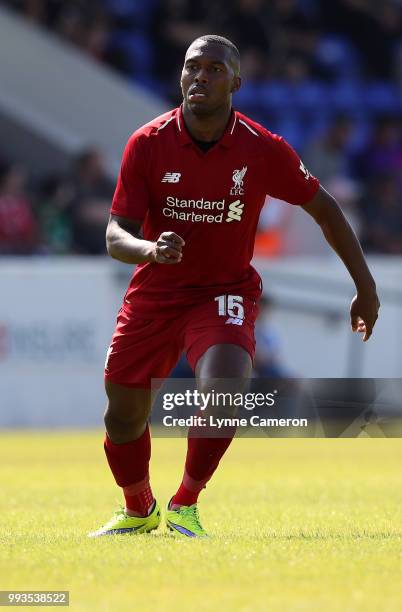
[104,424,154,516]
[122,476,154,517]
[172,433,235,507]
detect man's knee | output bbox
[104,405,148,429]
[195,344,252,381]
[104,381,152,442]
[195,345,252,419]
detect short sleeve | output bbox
[266,136,320,205]
[111,133,150,220]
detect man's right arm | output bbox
[106,214,184,265]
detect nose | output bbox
[194,68,208,84]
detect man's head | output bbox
[74,148,106,183]
[181,35,241,117]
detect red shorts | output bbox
[104,295,259,388]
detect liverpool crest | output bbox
[230,166,247,195]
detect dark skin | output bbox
[105,41,380,463]
[301,186,380,341]
[180,39,241,140]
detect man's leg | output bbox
[168,344,251,529]
[89,307,184,536]
[103,381,155,517]
[88,381,162,537]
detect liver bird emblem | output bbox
[232,166,247,190]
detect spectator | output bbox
[325,176,362,239]
[254,196,292,257]
[269,0,319,79]
[36,174,74,254]
[3,0,402,258]
[319,0,402,80]
[151,0,212,99]
[70,149,114,254]
[0,161,38,254]
[214,0,271,80]
[353,114,402,182]
[83,12,111,64]
[358,174,402,254]
[303,114,354,186]
[254,295,293,378]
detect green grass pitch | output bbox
[1,432,402,611]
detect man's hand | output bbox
[151,232,185,264]
[350,289,380,342]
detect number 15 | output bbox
[214,295,244,319]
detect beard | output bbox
[183,97,230,119]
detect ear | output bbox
[231,76,242,94]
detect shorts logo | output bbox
[230,166,247,195]
[225,317,244,326]
[226,199,244,222]
[162,172,181,183]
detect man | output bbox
[89,35,380,538]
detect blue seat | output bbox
[102,0,157,28]
[349,119,372,153]
[132,74,168,100]
[364,82,402,113]
[234,81,265,109]
[291,81,327,114]
[109,31,153,77]
[259,81,292,112]
[275,117,306,150]
[259,81,329,119]
[315,35,361,80]
[327,81,363,113]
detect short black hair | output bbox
[189,34,240,75]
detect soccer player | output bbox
[89,35,380,538]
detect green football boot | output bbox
[166,500,208,538]
[88,500,161,537]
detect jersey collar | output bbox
[176,105,237,149]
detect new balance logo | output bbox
[225,317,244,326]
[162,172,181,183]
[226,199,244,222]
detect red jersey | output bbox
[111,106,319,317]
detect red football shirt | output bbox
[111,106,320,317]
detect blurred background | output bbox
[1,0,402,427]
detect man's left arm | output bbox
[301,185,380,342]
